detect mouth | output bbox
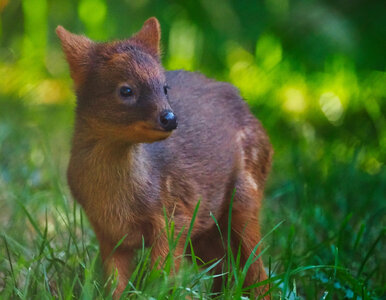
[88,118,174,143]
[148,127,172,135]
[131,121,173,142]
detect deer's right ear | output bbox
[56,26,93,87]
[132,17,161,58]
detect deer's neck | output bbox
[68,118,152,211]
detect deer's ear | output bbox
[56,26,93,87]
[132,17,161,58]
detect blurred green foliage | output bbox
[1,0,385,166]
[0,0,385,298]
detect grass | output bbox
[0,96,385,299]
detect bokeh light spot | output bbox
[283,87,306,113]
[319,92,344,124]
[364,157,382,175]
[78,0,107,27]
[256,34,282,70]
[167,20,202,71]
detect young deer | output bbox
[57,17,273,298]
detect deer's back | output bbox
[144,70,271,220]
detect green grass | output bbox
[0,97,385,299]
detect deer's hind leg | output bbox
[230,126,273,298]
[230,205,269,297]
[230,175,270,298]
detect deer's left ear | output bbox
[132,17,161,58]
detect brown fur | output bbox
[57,17,273,299]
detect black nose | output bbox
[159,110,177,131]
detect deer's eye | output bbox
[163,85,170,95]
[120,86,133,98]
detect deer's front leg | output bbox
[150,223,185,274]
[99,239,135,299]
